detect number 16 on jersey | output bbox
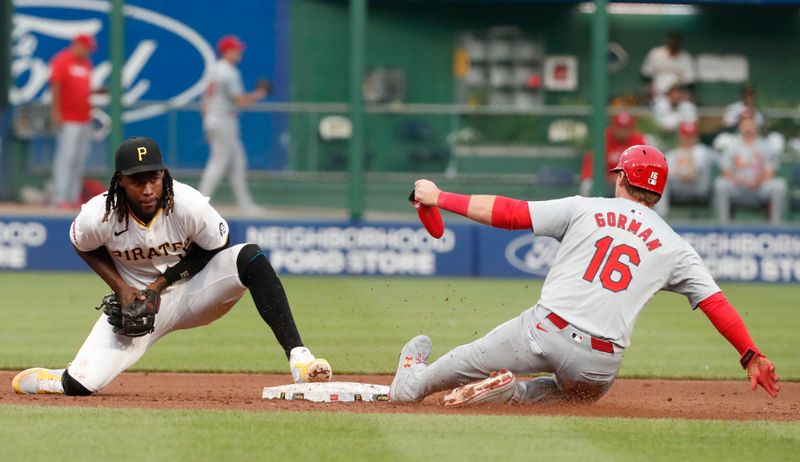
[583,236,641,293]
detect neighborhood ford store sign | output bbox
[481,227,800,282]
[1,216,799,283]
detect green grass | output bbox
[2,273,798,461]
[1,272,796,380]
[1,405,798,462]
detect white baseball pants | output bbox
[66,244,248,392]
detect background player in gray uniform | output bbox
[200,35,269,215]
[391,145,779,407]
[12,136,331,395]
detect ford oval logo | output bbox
[505,234,559,276]
[12,0,215,124]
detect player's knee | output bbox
[236,243,275,285]
[62,370,94,396]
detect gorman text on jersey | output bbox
[593,211,662,251]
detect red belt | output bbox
[545,312,615,354]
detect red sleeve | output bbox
[491,196,532,230]
[437,191,470,216]
[698,291,759,357]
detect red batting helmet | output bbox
[609,145,668,195]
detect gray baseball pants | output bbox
[50,122,92,205]
[714,177,787,225]
[199,116,257,210]
[416,304,623,403]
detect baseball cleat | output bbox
[389,335,432,402]
[12,368,65,394]
[289,347,332,383]
[443,369,516,408]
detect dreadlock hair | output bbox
[102,170,175,224]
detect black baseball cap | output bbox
[115,136,166,175]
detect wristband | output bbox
[437,191,470,216]
[740,349,760,370]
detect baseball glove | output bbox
[256,78,272,94]
[96,289,160,337]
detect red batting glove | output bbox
[746,355,780,398]
[409,190,445,239]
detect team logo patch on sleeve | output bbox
[219,222,226,237]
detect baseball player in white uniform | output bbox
[391,145,779,406]
[12,136,331,395]
[199,35,268,215]
[640,31,696,101]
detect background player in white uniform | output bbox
[12,136,331,395]
[199,35,268,215]
[390,145,779,406]
[640,31,696,102]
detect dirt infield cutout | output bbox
[2,371,797,421]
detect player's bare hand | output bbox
[414,179,441,207]
[747,355,780,398]
[115,285,142,308]
[50,109,62,128]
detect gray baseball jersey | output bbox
[529,196,720,347]
[720,137,778,184]
[199,60,258,210]
[204,59,244,119]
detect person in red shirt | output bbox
[580,112,647,196]
[49,34,96,208]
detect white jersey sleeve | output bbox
[222,64,244,99]
[171,182,229,250]
[640,48,657,78]
[663,246,721,308]
[528,196,578,241]
[70,193,112,252]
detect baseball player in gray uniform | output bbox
[199,35,269,215]
[391,145,779,406]
[12,136,331,395]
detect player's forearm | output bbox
[437,192,532,230]
[437,192,492,226]
[234,90,265,107]
[75,246,128,294]
[161,239,229,286]
[698,291,760,366]
[50,84,61,117]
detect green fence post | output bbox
[348,0,367,220]
[590,0,609,197]
[0,0,9,110]
[108,0,125,167]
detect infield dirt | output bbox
[1,371,797,421]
